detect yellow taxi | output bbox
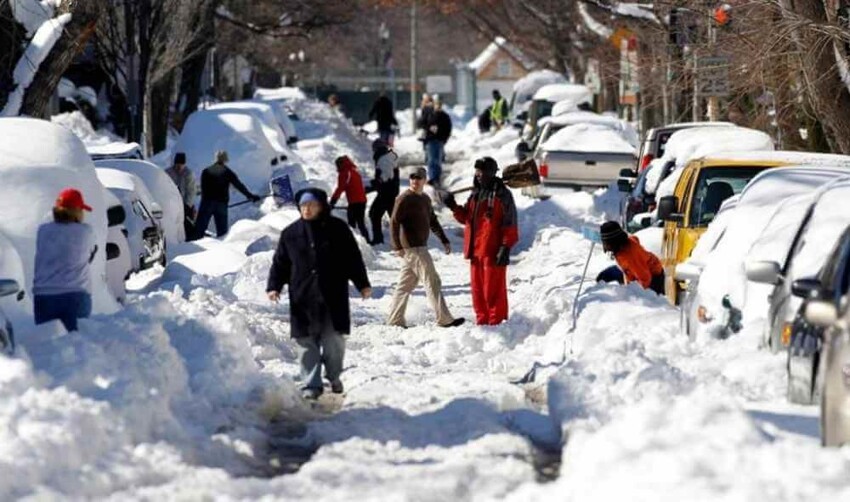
[656,154,798,304]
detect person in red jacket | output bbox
[330,155,369,241]
[443,157,518,325]
[598,221,664,294]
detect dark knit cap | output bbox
[600,221,627,244]
[174,152,186,164]
[474,156,498,173]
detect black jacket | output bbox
[201,162,253,203]
[420,108,452,143]
[266,188,370,337]
[369,96,398,132]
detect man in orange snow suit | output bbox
[443,157,518,325]
[598,221,664,294]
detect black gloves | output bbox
[442,192,458,210]
[495,245,510,266]
[329,197,338,208]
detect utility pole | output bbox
[706,10,720,122]
[410,0,417,132]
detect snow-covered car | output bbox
[175,108,304,196]
[746,176,850,352]
[692,166,850,341]
[0,117,117,316]
[87,141,144,161]
[96,168,165,271]
[238,99,299,144]
[633,121,734,172]
[94,159,185,245]
[0,229,27,353]
[103,189,132,303]
[523,83,593,140]
[508,69,566,127]
[207,101,296,154]
[799,233,850,446]
[535,123,637,188]
[518,110,638,162]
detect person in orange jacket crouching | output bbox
[597,221,664,294]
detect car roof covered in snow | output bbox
[87,141,143,159]
[532,83,592,103]
[540,111,640,147]
[253,87,306,101]
[738,165,850,206]
[541,123,637,154]
[511,70,566,101]
[695,150,850,167]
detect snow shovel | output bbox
[228,192,269,208]
[511,225,602,385]
[444,159,541,197]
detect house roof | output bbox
[469,37,535,73]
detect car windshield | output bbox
[533,124,563,151]
[689,166,769,226]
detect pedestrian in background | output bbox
[194,150,260,239]
[368,138,400,245]
[443,157,518,325]
[266,188,372,400]
[330,155,369,241]
[33,188,98,331]
[165,151,197,238]
[489,90,509,130]
[369,92,398,146]
[419,95,452,186]
[387,167,464,329]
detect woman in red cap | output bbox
[32,188,98,331]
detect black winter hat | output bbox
[600,221,628,250]
[174,152,186,164]
[474,157,498,173]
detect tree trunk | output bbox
[177,1,217,129]
[785,0,850,153]
[150,72,174,154]
[6,0,100,118]
[0,1,25,111]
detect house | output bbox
[469,37,535,114]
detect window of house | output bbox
[497,59,511,77]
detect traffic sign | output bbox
[697,56,730,97]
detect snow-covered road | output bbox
[4,101,850,500]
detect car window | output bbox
[538,101,554,119]
[688,166,770,226]
[633,168,650,196]
[656,131,675,157]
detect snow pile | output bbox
[253,87,307,102]
[51,111,124,148]
[541,123,636,154]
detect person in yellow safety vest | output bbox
[489,90,509,129]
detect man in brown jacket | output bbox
[387,167,465,328]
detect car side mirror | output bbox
[107,205,126,226]
[791,278,825,299]
[150,202,163,220]
[617,179,632,193]
[0,279,20,298]
[657,195,682,223]
[675,262,702,282]
[805,300,838,328]
[619,168,636,179]
[746,260,782,285]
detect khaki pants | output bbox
[387,246,454,326]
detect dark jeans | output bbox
[378,129,394,146]
[369,190,397,244]
[183,204,196,240]
[195,200,229,238]
[347,202,369,241]
[425,140,444,184]
[34,291,92,331]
